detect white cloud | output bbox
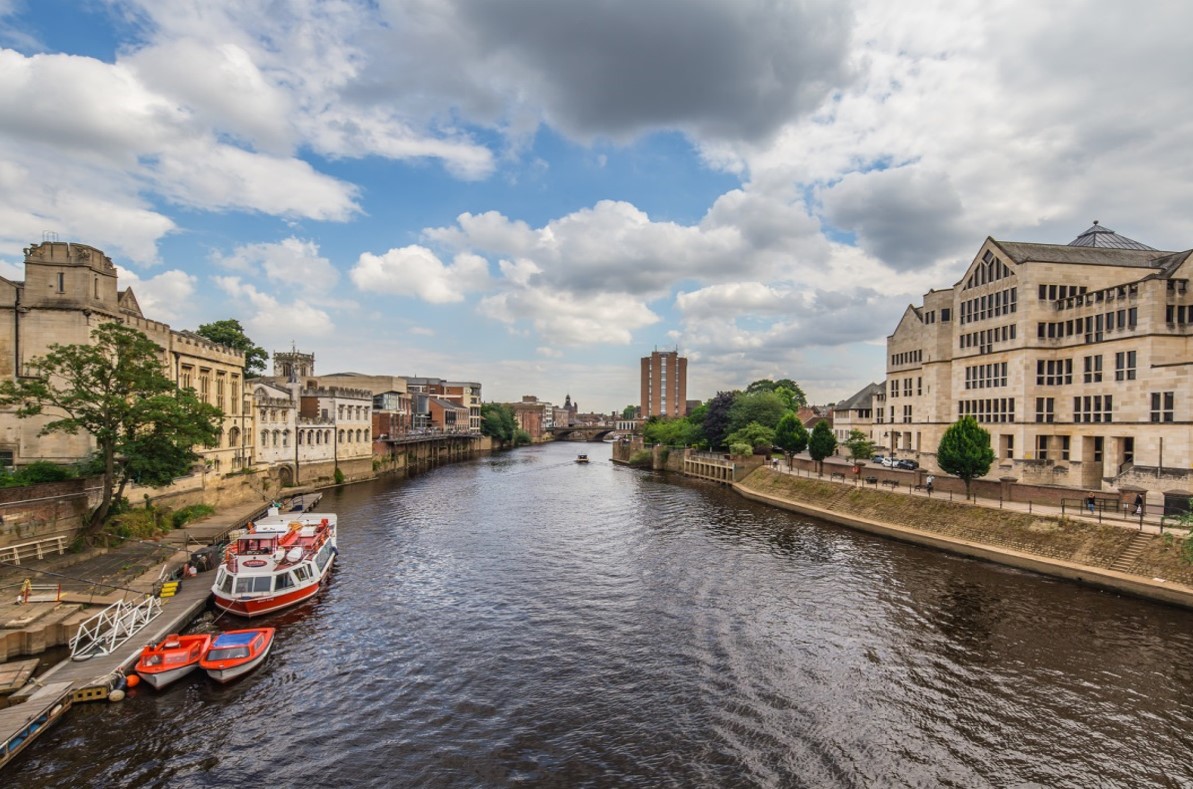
[349,246,490,303]
[213,276,335,338]
[211,238,340,295]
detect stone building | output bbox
[0,241,245,472]
[832,383,883,444]
[885,223,1193,498]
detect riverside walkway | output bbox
[0,493,322,771]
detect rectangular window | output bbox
[1114,350,1137,381]
[1035,397,1054,423]
[1083,355,1102,383]
[1074,394,1113,423]
[56,273,65,293]
[1151,391,1175,423]
[1061,435,1071,461]
[1036,434,1049,460]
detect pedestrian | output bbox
[1133,492,1144,515]
[925,474,935,495]
[1086,494,1096,515]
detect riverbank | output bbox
[734,467,1193,609]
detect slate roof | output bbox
[1067,221,1155,250]
[833,382,883,412]
[994,240,1172,268]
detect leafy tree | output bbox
[643,417,700,447]
[773,413,809,467]
[843,429,876,465]
[937,416,996,499]
[480,403,517,444]
[702,391,738,450]
[195,319,268,376]
[621,404,638,420]
[746,378,807,410]
[728,391,787,433]
[729,442,753,457]
[0,323,223,535]
[725,422,775,453]
[513,429,532,446]
[807,420,838,476]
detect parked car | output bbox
[871,455,886,465]
[895,459,919,470]
[881,456,899,468]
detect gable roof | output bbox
[992,239,1172,268]
[118,287,144,318]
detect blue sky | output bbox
[2,0,1191,413]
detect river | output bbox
[9,441,1193,787]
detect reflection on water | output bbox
[9,442,1193,787]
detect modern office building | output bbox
[640,350,687,419]
[881,222,1192,499]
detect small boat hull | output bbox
[134,634,212,691]
[200,628,275,684]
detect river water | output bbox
[9,442,1193,787]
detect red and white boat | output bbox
[212,511,337,618]
[199,628,275,683]
[134,633,212,690]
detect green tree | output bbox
[807,420,838,476]
[621,404,638,419]
[643,417,700,447]
[725,422,775,454]
[773,413,809,467]
[843,429,875,465]
[702,391,738,450]
[728,391,787,433]
[746,378,807,409]
[0,323,223,535]
[480,403,517,444]
[195,319,268,376]
[937,416,996,499]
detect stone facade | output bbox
[0,242,244,472]
[883,225,1193,495]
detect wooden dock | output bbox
[0,575,212,771]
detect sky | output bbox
[1,1,1191,415]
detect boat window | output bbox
[234,576,273,594]
[294,565,311,581]
[165,653,190,665]
[219,572,233,594]
[275,572,295,590]
[206,647,249,661]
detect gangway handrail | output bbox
[68,595,162,661]
[0,534,68,565]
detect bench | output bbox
[830,472,846,482]
[864,476,878,486]
[880,479,899,489]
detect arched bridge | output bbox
[548,426,618,442]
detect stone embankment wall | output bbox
[0,478,99,550]
[736,468,1193,608]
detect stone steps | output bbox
[1109,532,1151,574]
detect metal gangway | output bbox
[68,596,162,661]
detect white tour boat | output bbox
[212,509,338,618]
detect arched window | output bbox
[338,429,344,443]
[228,427,241,448]
[282,430,289,447]
[262,432,269,448]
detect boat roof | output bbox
[214,631,261,647]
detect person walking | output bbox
[1086,494,1096,515]
[925,474,935,495]
[1134,492,1144,515]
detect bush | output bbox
[730,442,752,457]
[628,450,653,468]
[334,467,345,485]
[100,507,170,546]
[171,504,215,529]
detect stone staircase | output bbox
[1109,532,1152,574]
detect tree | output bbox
[480,403,517,445]
[725,422,775,454]
[195,319,268,376]
[843,429,876,465]
[746,378,807,410]
[773,413,809,467]
[621,404,638,420]
[937,416,996,499]
[643,417,700,447]
[0,323,223,535]
[702,391,738,450]
[807,420,838,476]
[728,391,787,433]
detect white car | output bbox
[881,456,899,468]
